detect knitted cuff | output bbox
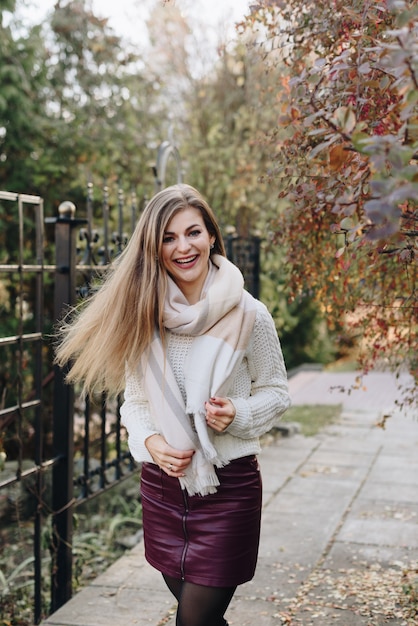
[225,397,251,437]
[127,435,156,464]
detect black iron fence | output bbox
[0,191,46,622]
[0,147,260,624]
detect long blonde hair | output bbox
[54,184,226,395]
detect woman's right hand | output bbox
[145,434,195,477]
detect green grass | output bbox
[325,360,358,373]
[281,404,342,436]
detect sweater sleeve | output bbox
[226,301,291,439]
[119,368,160,463]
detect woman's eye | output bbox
[163,236,174,243]
[189,230,201,237]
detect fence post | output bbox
[225,233,261,299]
[46,202,87,612]
[252,235,261,300]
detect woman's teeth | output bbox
[175,256,197,265]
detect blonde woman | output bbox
[55,184,290,626]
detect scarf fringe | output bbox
[191,408,224,465]
[179,446,230,497]
[179,470,221,497]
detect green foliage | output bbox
[0,520,49,625]
[182,41,281,233]
[260,242,342,368]
[0,0,166,213]
[0,0,52,194]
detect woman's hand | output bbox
[205,397,236,433]
[145,434,195,476]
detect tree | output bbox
[242,0,417,402]
[37,0,163,209]
[183,42,272,231]
[0,1,49,192]
[147,2,341,367]
[144,2,278,231]
[1,0,168,213]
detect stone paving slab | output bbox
[347,497,418,520]
[326,541,415,570]
[42,548,175,626]
[40,371,418,626]
[41,585,173,626]
[337,518,418,549]
[258,437,319,500]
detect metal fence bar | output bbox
[0,333,43,345]
[82,395,91,499]
[32,195,45,623]
[226,234,261,299]
[0,191,42,203]
[47,203,87,613]
[0,192,46,623]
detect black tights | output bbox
[162,573,235,626]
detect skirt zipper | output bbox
[180,488,189,580]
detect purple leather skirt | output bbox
[140,455,262,587]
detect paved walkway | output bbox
[41,370,418,625]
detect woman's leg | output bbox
[162,574,234,626]
[162,573,183,601]
[177,580,235,626]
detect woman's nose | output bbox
[177,236,191,252]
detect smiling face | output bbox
[161,206,215,304]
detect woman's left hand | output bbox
[205,397,236,432]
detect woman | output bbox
[55,184,290,626]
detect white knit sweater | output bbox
[120,300,291,464]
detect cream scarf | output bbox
[140,255,257,496]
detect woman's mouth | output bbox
[174,255,198,266]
